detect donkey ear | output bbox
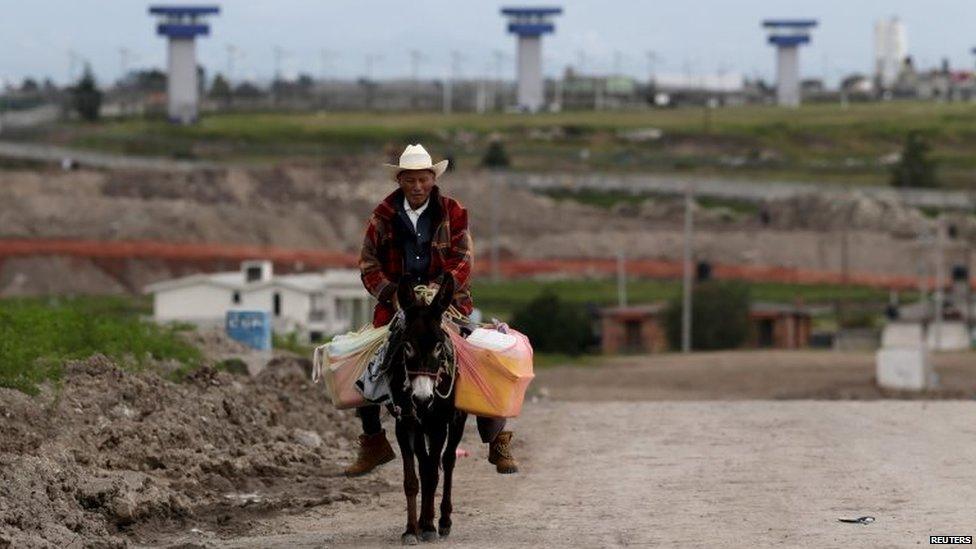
[433,273,455,314]
[397,281,416,310]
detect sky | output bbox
[2,0,975,87]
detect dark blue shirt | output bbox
[395,197,439,287]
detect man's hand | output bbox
[379,283,398,306]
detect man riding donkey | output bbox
[344,144,520,477]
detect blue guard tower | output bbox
[762,19,818,107]
[148,5,220,124]
[501,7,563,112]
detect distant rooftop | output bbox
[149,5,221,17]
[501,7,563,17]
[762,19,818,29]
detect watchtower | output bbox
[149,5,220,124]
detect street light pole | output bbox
[617,250,627,307]
[682,183,695,353]
[933,213,946,350]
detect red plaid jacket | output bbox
[359,185,474,327]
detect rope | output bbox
[409,284,468,323]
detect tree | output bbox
[20,78,39,93]
[209,73,232,104]
[481,139,511,169]
[664,281,751,351]
[510,290,594,355]
[130,69,167,93]
[71,64,102,122]
[233,81,263,99]
[890,131,938,188]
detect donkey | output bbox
[389,274,468,544]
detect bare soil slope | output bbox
[3,166,971,295]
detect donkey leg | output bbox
[439,412,467,538]
[419,427,447,542]
[395,423,420,545]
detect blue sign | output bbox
[226,310,271,351]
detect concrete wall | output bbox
[242,285,309,333]
[154,284,234,322]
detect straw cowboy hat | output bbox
[384,144,449,182]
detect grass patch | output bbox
[24,102,976,186]
[273,331,315,357]
[0,296,203,394]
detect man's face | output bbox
[398,170,436,208]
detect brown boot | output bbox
[344,430,396,477]
[488,431,519,474]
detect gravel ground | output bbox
[145,351,976,548]
[152,400,976,548]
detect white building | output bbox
[145,260,374,342]
[875,17,907,91]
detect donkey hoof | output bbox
[420,530,439,542]
[438,525,451,538]
[401,533,419,545]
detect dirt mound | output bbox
[0,354,378,547]
[763,191,930,236]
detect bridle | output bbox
[394,284,463,406]
[403,340,456,400]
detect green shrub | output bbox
[0,297,202,394]
[273,331,313,356]
[510,290,593,355]
[481,140,511,169]
[71,64,102,122]
[216,358,250,376]
[838,310,877,329]
[890,131,938,188]
[664,281,751,351]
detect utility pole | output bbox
[933,213,946,350]
[364,53,382,81]
[917,225,931,319]
[645,50,658,84]
[443,50,462,115]
[319,49,336,82]
[67,49,83,84]
[682,183,695,353]
[118,47,132,115]
[118,47,132,81]
[490,171,501,281]
[409,49,423,81]
[272,45,288,106]
[492,49,506,111]
[576,49,587,74]
[617,250,628,307]
[225,44,239,83]
[273,45,285,82]
[409,50,425,108]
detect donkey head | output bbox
[397,274,455,407]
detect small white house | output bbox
[144,260,375,342]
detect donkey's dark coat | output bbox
[389,275,468,544]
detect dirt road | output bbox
[155,397,976,548]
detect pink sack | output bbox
[313,325,389,409]
[447,326,535,418]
